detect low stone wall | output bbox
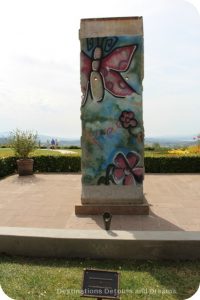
[0,227,199,260]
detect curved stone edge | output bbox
[0,227,200,260]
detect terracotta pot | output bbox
[17,159,34,176]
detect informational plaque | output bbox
[81,269,120,299]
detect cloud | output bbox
[186,0,200,14]
[16,55,76,72]
[0,0,199,137]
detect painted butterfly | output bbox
[81,43,137,106]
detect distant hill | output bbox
[145,135,196,148]
[56,139,80,146]
[0,132,197,147]
[0,132,80,147]
[0,137,9,145]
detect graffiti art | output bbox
[98,151,144,186]
[81,34,144,186]
[81,38,138,105]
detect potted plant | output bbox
[10,129,38,176]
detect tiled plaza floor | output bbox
[0,173,199,231]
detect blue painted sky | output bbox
[0,0,199,138]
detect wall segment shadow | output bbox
[77,208,184,231]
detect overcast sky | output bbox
[0,0,199,138]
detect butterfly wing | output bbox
[100,45,137,97]
[101,69,135,97]
[101,45,136,71]
[80,51,92,105]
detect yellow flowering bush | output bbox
[187,145,200,154]
[168,149,189,155]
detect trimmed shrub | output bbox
[67,146,81,149]
[32,155,81,173]
[144,156,200,173]
[62,146,81,149]
[0,155,81,178]
[0,145,10,148]
[1,154,199,179]
[0,157,16,178]
[144,146,155,151]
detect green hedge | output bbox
[145,156,200,173]
[32,155,81,172]
[0,156,16,178]
[0,155,200,179]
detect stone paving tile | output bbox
[0,214,15,226]
[6,215,68,229]
[0,174,199,231]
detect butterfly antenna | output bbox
[97,37,101,47]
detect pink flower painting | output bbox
[112,152,144,185]
[98,151,144,185]
[119,111,137,129]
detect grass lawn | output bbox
[0,148,15,157]
[33,149,81,156]
[0,148,199,158]
[144,151,200,157]
[0,256,199,300]
[0,148,80,157]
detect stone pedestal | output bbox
[76,17,149,215]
